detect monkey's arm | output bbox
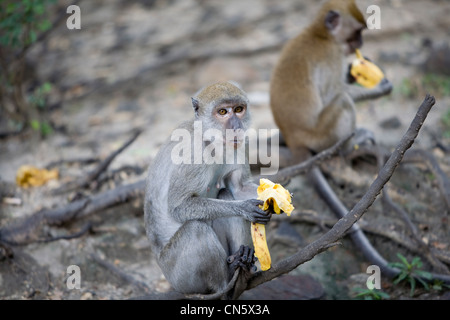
[222,168,259,201]
[170,195,270,225]
[346,78,393,102]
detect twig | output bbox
[239,95,450,296]
[0,198,90,246]
[90,252,151,294]
[0,179,146,246]
[254,132,354,183]
[346,146,450,210]
[360,220,450,265]
[53,129,142,194]
[37,222,93,243]
[45,157,100,170]
[289,210,450,265]
[382,185,449,274]
[402,148,450,210]
[353,141,450,273]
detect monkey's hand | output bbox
[377,77,393,96]
[236,199,272,224]
[350,50,386,89]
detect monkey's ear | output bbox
[191,98,200,115]
[325,10,340,31]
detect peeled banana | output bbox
[350,49,385,89]
[16,165,59,188]
[252,178,294,271]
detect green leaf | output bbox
[409,277,416,296]
[388,262,405,269]
[397,253,410,268]
[6,3,18,14]
[29,30,37,44]
[30,119,41,131]
[41,82,52,93]
[40,122,53,137]
[377,291,391,299]
[411,256,422,268]
[394,271,408,284]
[416,277,430,291]
[38,19,52,32]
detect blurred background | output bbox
[0,0,449,300]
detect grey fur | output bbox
[144,82,269,295]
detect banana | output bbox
[350,49,385,89]
[251,222,271,271]
[252,178,294,271]
[16,165,59,188]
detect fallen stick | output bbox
[241,95,450,296]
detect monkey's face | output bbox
[345,26,364,54]
[213,103,248,149]
[325,10,366,55]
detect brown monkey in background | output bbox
[268,0,396,275]
[144,81,272,298]
[270,0,392,164]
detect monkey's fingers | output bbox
[228,245,256,272]
[252,210,271,225]
[227,255,236,264]
[240,246,255,265]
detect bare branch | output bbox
[254,132,354,183]
[0,180,146,246]
[243,95,442,292]
[52,129,142,194]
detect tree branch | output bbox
[242,94,439,293]
[52,129,142,194]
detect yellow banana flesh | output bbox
[251,222,271,271]
[351,49,385,88]
[252,179,294,271]
[16,165,59,188]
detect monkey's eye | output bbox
[218,109,227,116]
[234,106,244,113]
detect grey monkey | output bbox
[144,81,271,298]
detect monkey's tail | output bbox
[309,166,450,285]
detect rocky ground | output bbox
[1,0,449,300]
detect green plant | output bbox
[388,253,432,296]
[397,73,450,99]
[0,0,55,48]
[352,287,390,300]
[0,0,57,136]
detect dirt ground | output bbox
[1,0,449,300]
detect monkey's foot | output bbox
[227,245,258,274]
[350,127,376,151]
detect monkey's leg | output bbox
[158,220,229,294]
[348,127,376,149]
[213,216,251,253]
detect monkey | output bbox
[267,0,398,277]
[144,81,272,298]
[269,0,393,165]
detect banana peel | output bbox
[252,178,294,271]
[16,165,59,188]
[350,49,385,88]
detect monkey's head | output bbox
[317,0,367,55]
[191,81,250,149]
